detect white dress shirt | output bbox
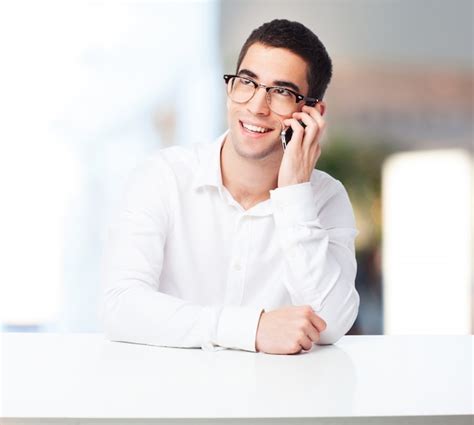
[100,131,360,352]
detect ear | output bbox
[316,101,326,117]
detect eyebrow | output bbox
[237,68,301,93]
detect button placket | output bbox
[235,215,251,305]
[224,214,248,305]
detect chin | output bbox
[233,133,280,161]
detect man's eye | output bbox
[274,88,291,96]
[240,78,253,85]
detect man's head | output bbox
[236,19,332,101]
[225,19,332,162]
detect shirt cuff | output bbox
[270,182,320,226]
[215,306,265,352]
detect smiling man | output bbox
[101,19,360,355]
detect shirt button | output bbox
[234,263,242,271]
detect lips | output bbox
[239,120,274,136]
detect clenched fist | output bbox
[255,305,327,354]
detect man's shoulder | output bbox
[310,169,345,194]
[142,140,216,177]
[149,142,204,166]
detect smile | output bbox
[239,120,273,134]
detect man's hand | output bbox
[277,104,326,188]
[255,305,327,354]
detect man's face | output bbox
[226,42,309,161]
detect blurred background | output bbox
[0,0,472,336]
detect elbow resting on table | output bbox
[315,286,360,345]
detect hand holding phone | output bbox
[277,103,326,187]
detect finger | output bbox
[282,118,305,143]
[300,106,326,148]
[309,311,327,333]
[298,334,313,351]
[291,112,318,147]
[291,110,317,131]
[304,322,321,343]
[282,117,305,133]
[302,105,326,132]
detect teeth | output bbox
[242,122,270,133]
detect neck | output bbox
[220,134,281,209]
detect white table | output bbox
[1,333,472,424]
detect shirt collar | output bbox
[191,130,228,192]
[191,129,272,217]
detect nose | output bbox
[246,86,270,116]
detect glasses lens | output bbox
[225,76,300,115]
[267,87,298,115]
[227,77,255,103]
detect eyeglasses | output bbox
[223,74,318,116]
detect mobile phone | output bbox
[280,120,306,149]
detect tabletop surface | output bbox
[1,333,472,419]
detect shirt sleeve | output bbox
[269,177,360,345]
[99,155,264,352]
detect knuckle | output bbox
[294,124,304,133]
[318,317,326,329]
[297,331,306,341]
[301,320,311,332]
[291,343,302,353]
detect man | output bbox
[101,19,359,355]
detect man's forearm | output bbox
[101,280,264,352]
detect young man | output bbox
[101,19,359,355]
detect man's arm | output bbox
[267,104,359,347]
[99,156,263,352]
[269,179,360,345]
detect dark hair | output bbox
[236,19,333,100]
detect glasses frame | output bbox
[223,74,319,112]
